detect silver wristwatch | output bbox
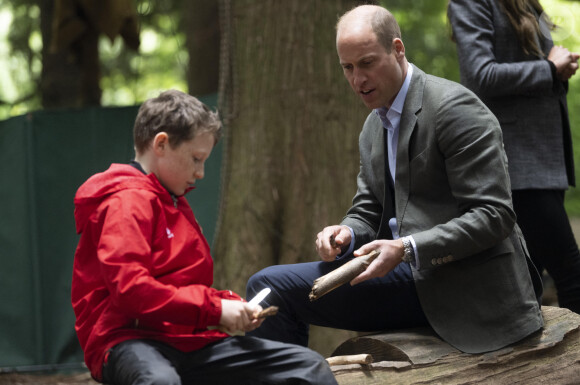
[401,236,415,263]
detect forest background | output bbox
[1,0,580,362]
[3,0,580,208]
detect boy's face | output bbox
[156,131,215,196]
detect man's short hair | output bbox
[370,7,401,52]
[133,90,222,154]
[337,5,402,52]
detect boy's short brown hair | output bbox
[133,90,222,154]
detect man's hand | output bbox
[219,299,264,334]
[548,45,579,81]
[350,239,404,285]
[315,225,352,261]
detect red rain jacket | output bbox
[72,164,238,381]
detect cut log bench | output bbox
[327,306,580,384]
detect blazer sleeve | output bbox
[448,0,553,97]
[409,84,517,267]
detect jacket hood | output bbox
[74,164,170,234]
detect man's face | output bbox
[337,25,406,110]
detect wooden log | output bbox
[329,306,580,384]
[309,250,379,301]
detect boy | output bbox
[72,90,337,385]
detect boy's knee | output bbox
[141,365,180,385]
[287,346,337,384]
[298,345,326,363]
[105,340,181,385]
[105,362,180,385]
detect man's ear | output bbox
[152,132,169,155]
[392,38,405,58]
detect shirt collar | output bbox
[374,64,413,124]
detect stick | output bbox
[208,306,279,336]
[329,234,338,248]
[309,250,379,301]
[252,306,279,319]
[326,354,373,366]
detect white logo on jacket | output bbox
[166,228,174,239]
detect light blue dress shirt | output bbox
[342,64,419,267]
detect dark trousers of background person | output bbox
[102,337,338,385]
[512,189,580,314]
[246,259,429,347]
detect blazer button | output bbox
[437,258,443,265]
[431,258,437,266]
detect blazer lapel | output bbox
[396,64,424,233]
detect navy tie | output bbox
[382,128,396,240]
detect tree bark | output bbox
[40,0,87,108]
[330,306,580,384]
[185,0,220,96]
[213,0,372,356]
[41,0,140,109]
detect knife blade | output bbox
[248,288,271,307]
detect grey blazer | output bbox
[342,64,543,353]
[448,0,574,190]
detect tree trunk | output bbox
[40,0,101,108]
[213,0,372,356]
[40,0,85,108]
[185,0,220,96]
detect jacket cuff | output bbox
[205,294,223,327]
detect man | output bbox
[247,4,543,353]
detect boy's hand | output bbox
[218,299,264,334]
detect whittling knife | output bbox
[248,287,271,307]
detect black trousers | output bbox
[512,189,580,314]
[102,337,337,385]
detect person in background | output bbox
[71,90,338,385]
[247,4,543,355]
[448,0,580,314]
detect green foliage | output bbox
[382,0,460,82]
[541,0,580,214]
[383,0,580,215]
[0,0,187,119]
[0,0,41,116]
[100,0,188,105]
[2,0,580,213]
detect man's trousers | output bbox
[246,258,429,347]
